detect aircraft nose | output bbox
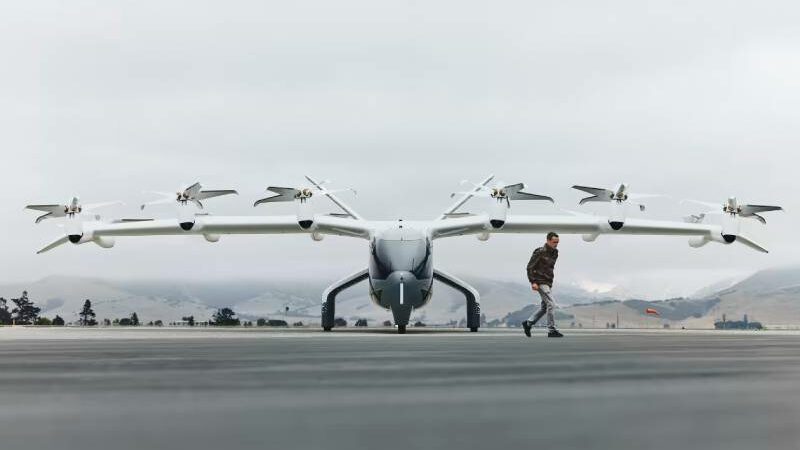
[382,271,420,306]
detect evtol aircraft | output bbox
[26,176,783,333]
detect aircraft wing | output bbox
[35,215,371,253]
[429,214,722,240]
[85,215,373,239]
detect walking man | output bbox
[523,231,564,338]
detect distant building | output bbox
[714,314,762,330]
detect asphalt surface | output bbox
[1,327,799,450]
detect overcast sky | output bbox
[1,0,797,298]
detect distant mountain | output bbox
[682,265,800,329]
[0,274,609,326]
[4,266,798,328]
[497,265,800,329]
[718,265,800,296]
[0,276,214,324]
[690,276,742,299]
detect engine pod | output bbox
[489,201,507,229]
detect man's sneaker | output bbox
[522,320,532,338]
[547,329,564,338]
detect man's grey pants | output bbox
[528,284,556,331]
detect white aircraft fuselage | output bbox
[368,225,434,326]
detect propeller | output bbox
[25,197,122,223]
[682,197,783,224]
[25,199,120,254]
[682,197,782,253]
[572,183,665,212]
[450,181,553,208]
[140,182,237,210]
[254,180,356,206]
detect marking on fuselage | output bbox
[400,280,404,305]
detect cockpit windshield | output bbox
[372,238,429,274]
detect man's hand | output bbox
[531,283,539,291]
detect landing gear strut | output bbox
[433,269,482,332]
[397,325,406,334]
[321,268,369,332]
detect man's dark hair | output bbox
[546,232,559,241]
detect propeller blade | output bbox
[459,179,485,189]
[34,212,55,223]
[450,191,491,199]
[25,204,65,223]
[25,204,63,213]
[578,196,609,205]
[510,191,555,203]
[740,204,783,217]
[37,235,70,254]
[737,234,769,253]
[749,213,767,225]
[254,187,299,206]
[502,183,525,195]
[573,185,614,205]
[140,197,174,210]
[628,193,669,201]
[184,182,203,197]
[83,201,124,211]
[681,199,721,210]
[572,185,614,198]
[320,188,356,196]
[267,187,300,197]
[196,189,238,201]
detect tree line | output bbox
[0,293,279,327]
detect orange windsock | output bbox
[645,308,660,316]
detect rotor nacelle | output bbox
[720,214,740,243]
[488,200,508,229]
[66,229,115,249]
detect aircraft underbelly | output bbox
[369,273,433,310]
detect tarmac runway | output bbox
[1,327,799,450]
